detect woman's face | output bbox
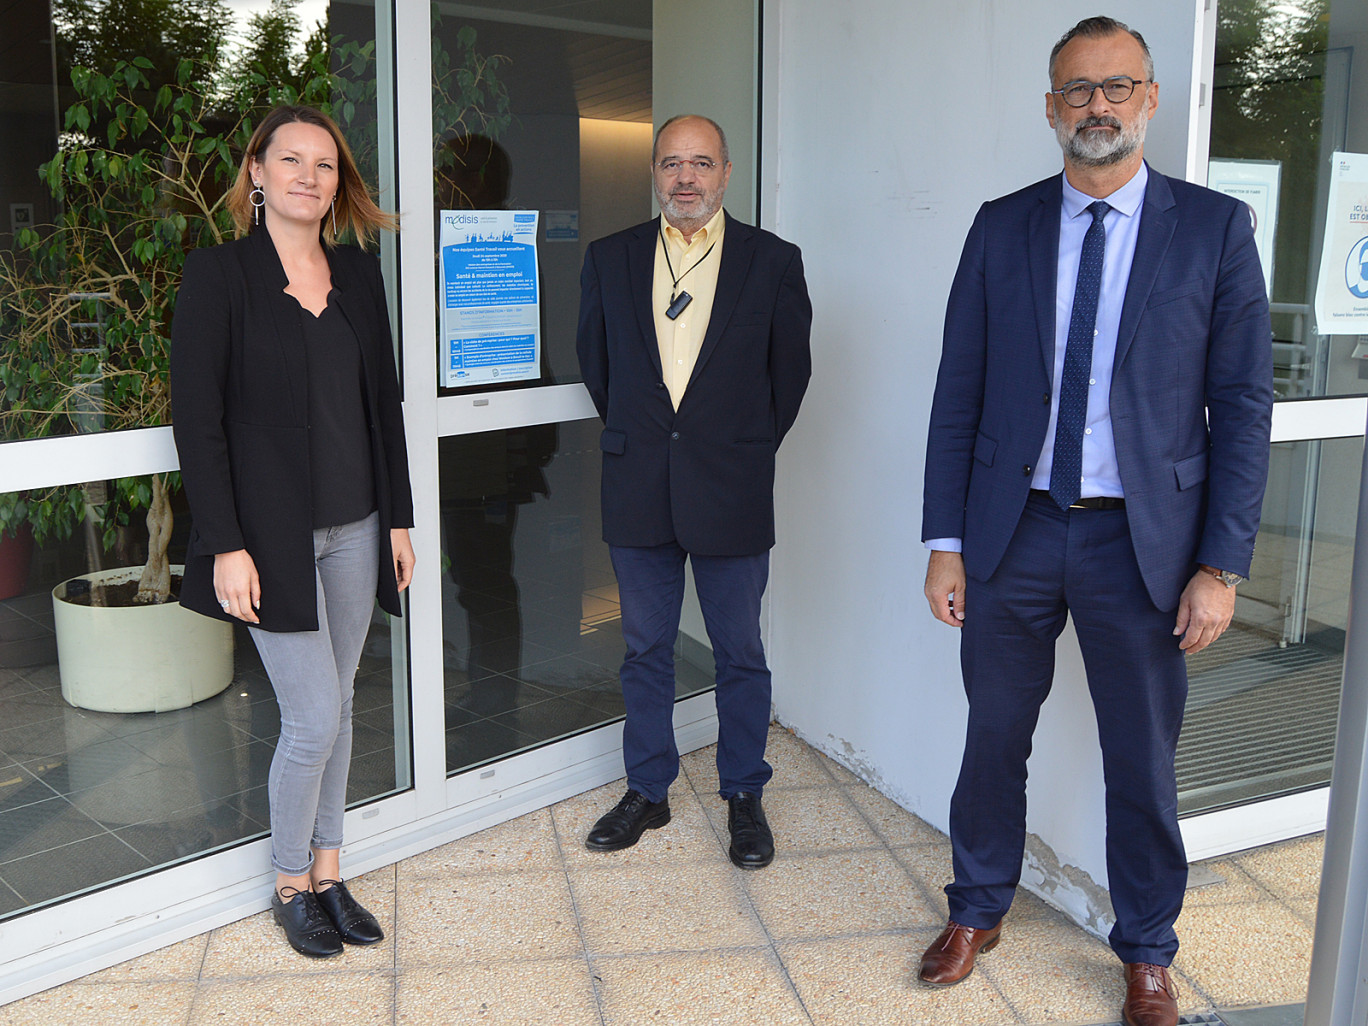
[249,121,340,231]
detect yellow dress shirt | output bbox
[653,208,726,410]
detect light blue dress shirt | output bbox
[927,164,1149,554]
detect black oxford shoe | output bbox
[585,789,671,851]
[727,791,775,869]
[314,879,384,945]
[271,887,344,958]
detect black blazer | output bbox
[576,212,812,556]
[170,228,414,632]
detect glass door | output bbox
[1178,0,1365,829]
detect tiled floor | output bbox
[0,726,1322,1025]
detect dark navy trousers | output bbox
[947,493,1190,966]
[609,542,773,802]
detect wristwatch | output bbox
[1198,564,1244,588]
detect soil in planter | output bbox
[61,574,184,607]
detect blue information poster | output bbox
[439,210,541,387]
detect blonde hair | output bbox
[226,105,398,248]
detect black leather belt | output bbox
[1029,489,1125,510]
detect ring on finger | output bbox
[219,598,231,610]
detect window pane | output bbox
[1209,0,1361,399]
[0,0,409,920]
[0,0,397,442]
[441,419,714,775]
[431,4,654,395]
[1178,436,1361,815]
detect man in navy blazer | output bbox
[919,18,1272,1026]
[576,115,811,868]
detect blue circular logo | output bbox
[1348,236,1368,299]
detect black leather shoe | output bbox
[314,879,384,945]
[271,887,344,958]
[727,791,774,869]
[585,789,671,851]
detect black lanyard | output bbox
[659,224,718,308]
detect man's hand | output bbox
[1173,570,1236,654]
[925,550,966,627]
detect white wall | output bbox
[762,0,1203,932]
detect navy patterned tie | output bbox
[1049,200,1110,509]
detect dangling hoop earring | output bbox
[330,197,338,239]
[250,183,266,226]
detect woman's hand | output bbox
[213,549,261,623]
[391,528,415,592]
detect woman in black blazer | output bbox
[171,106,415,959]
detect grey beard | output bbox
[656,189,721,232]
[1058,112,1147,168]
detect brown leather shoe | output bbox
[1122,963,1179,1026]
[917,919,1003,986]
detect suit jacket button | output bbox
[1043,393,1051,404]
[1023,465,1032,475]
[671,432,680,440]
[656,382,666,389]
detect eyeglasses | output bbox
[1051,76,1149,107]
[654,158,721,175]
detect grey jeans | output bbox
[249,511,379,875]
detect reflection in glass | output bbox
[442,420,715,774]
[1210,0,1361,399]
[1178,437,1361,814]
[0,0,394,442]
[432,3,654,396]
[0,484,405,919]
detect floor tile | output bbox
[0,982,196,1025]
[1232,835,1324,901]
[594,949,810,1026]
[553,781,726,869]
[1173,901,1313,1007]
[189,971,392,1025]
[399,807,561,879]
[705,787,882,856]
[569,860,767,955]
[396,869,581,967]
[780,933,1018,1026]
[743,848,935,940]
[979,918,1123,1023]
[764,727,850,789]
[82,934,209,983]
[1183,859,1272,907]
[397,960,599,1025]
[844,784,948,847]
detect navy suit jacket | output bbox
[577,212,812,556]
[922,167,1273,611]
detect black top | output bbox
[302,292,377,528]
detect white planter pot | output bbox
[53,565,234,713]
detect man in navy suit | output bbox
[576,115,811,868]
[919,18,1272,1026]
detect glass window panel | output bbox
[1178,436,1361,815]
[0,0,398,442]
[0,0,409,920]
[1209,0,1362,399]
[0,471,407,919]
[431,3,654,396]
[440,419,713,775]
